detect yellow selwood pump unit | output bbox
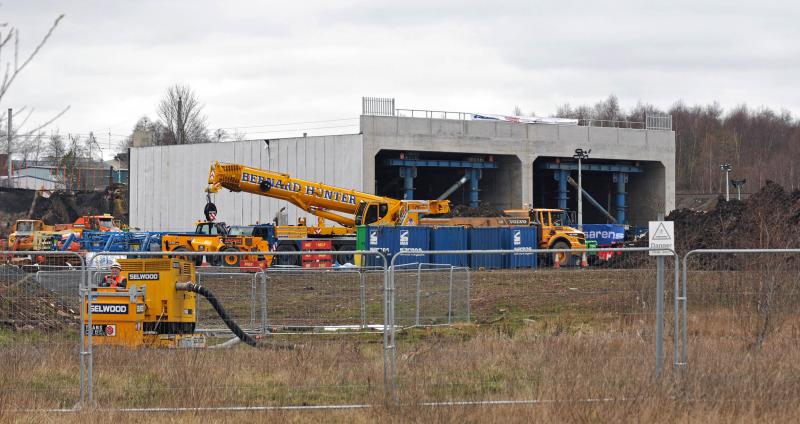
[84,258,258,348]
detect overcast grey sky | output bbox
[4,0,800,153]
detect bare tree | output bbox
[0,11,69,156]
[122,115,166,151]
[213,128,228,142]
[512,105,523,116]
[157,84,210,145]
[15,131,46,166]
[47,132,66,161]
[232,129,247,142]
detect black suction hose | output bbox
[177,282,258,347]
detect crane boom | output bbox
[206,162,449,227]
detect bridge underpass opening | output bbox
[532,157,661,226]
[375,150,521,210]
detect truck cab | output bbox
[74,215,121,232]
[505,208,586,265]
[9,220,45,250]
[195,221,230,236]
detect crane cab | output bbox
[354,201,389,226]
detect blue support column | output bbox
[613,172,628,224]
[399,166,417,200]
[468,168,482,207]
[554,170,569,210]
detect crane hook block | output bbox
[204,202,218,222]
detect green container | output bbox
[355,226,366,266]
[356,225,366,250]
[586,239,598,255]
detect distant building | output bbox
[1,160,129,191]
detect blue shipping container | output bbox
[367,226,430,266]
[583,224,625,246]
[468,227,505,269]
[503,226,538,269]
[429,226,468,267]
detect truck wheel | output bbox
[223,247,240,267]
[275,244,299,266]
[172,247,201,266]
[551,241,571,267]
[335,244,355,266]
[208,253,224,267]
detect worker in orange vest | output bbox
[102,262,127,288]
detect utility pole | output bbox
[573,148,591,230]
[574,148,590,267]
[176,96,183,145]
[7,108,12,188]
[720,163,732,201]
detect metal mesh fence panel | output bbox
[391,263,470,327]
[389,249,676,404]
[0,252,84,411]
[682,250,800,404]
[264,267,384,330]
[195,269,261,333]
[86,251,387,409]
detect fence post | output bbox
[78,264,87,406]
[86,257,94,404]
[383,262,393,400]
[674,254,682,368]
[448,266,454,324]
[250,272,257,330]
[390,260,398,402]
[415,263,422,326]
[359,268,367,329]
[261,271,268,335]
[655,249,665,378]
[465,267,471,322]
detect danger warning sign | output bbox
[648,221,674,256]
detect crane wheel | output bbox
[275,244,300,266]
[223,248,241,267]
[335,244,355,266]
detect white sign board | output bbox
[648,221,675,256]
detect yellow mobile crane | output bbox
[205,161,450,265]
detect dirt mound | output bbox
[0,189,36,237]
[440,204,508,218]
[0,266,80,331]
[31,190,113,224]
[667,181,800,254]
[0,186,128,238]
[601,181,800,269]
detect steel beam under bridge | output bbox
[383,158,497,207]
[540,161,642,224]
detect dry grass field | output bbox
[2,267,800,422]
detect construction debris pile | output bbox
[0,266,80,332]
[0,186,128,238]
[668,181,800,253]
[439,204,508,218]
[602,181,800,270]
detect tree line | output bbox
[522,96,800,193]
